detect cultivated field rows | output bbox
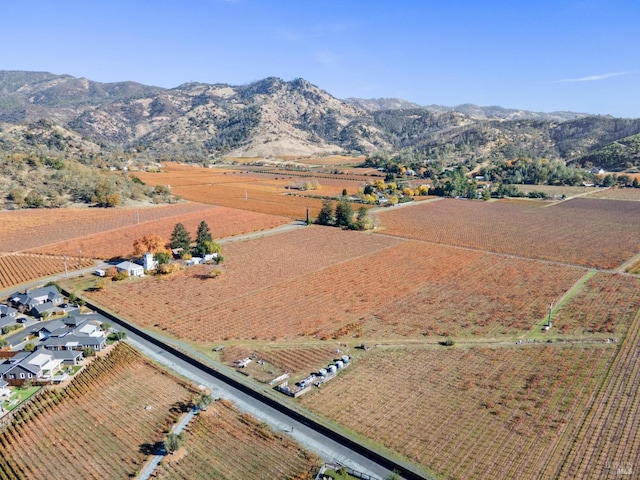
[557,307,640,479]
[82,227,590,342]
[26,206,289,259]
[0,343,197,479]
[300,344,615,480]
[0,202,215,253]
[155,399,318,479]
[135,163,373,218]
[376,197,640,269]
[0,253,94,289]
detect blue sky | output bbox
[1,0,638,117]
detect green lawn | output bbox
[2,386,40,412]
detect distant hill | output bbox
[1,70,640,171]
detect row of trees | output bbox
[316,198,372,230]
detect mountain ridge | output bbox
[1,70,640,168]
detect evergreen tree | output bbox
[335,199,354,228]
[316,199,334,226]
[169,223,191,251]
[194,221,213,256]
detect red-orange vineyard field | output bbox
[27,206,289,259]
[135,163,372,218]
[376,198,640,269]
[222,345,340,375]
[552,272,640,336]
[80,228,584,342]
[155,399,319,479]
[0,253,93,289]
[300,344,615,480]
[557,307,640,479]
[0,343,197,480]
[0,202,213,253]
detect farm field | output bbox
[26,205,289,259]
[76,228,586,342]
[0,343,197,480]
[219,344,343,383]
[0,253,93,289]
[155,399,319,479]
[505,184,596,199]
[0,202,213,253]
[557,305,640,479]
[300,344,616,480]
[376,197,640,269]
[585,187,640,201]
[552,272,640,336]
[134,162,376,218]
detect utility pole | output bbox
[64,255,68,278]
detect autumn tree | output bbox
[169,223,191,251]
[133,234,170,256]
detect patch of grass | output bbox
[2,386,40,411]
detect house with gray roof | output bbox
[0,304,17,318]
[1,349,64,386]
[41,318,107,352]
[9,286,63,315]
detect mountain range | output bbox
[1,70,640,169]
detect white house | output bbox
[115,261,144,277]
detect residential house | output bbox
[0,349,64,386]
[9,286,63,314]
[0,304,17,319]
[115,261,144,277]
[34,319,68,340]
[0,316,18,333]
[41,318,107,353]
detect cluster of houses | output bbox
[0,286,108,393]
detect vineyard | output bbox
[552,272,640,336]
[585,187,640,201]
[26,206,289,259]
[557,308,640,478]
[78,229,585,342]
[376,197,640,269]
[300,344,616,480]
[155,399,319,479]
[221,344,341,378]
[0,202,213,253]
[0,343,197,480]
[134,162,374,218]
[0,253,94,289]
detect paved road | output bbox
[115,329,394,480]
